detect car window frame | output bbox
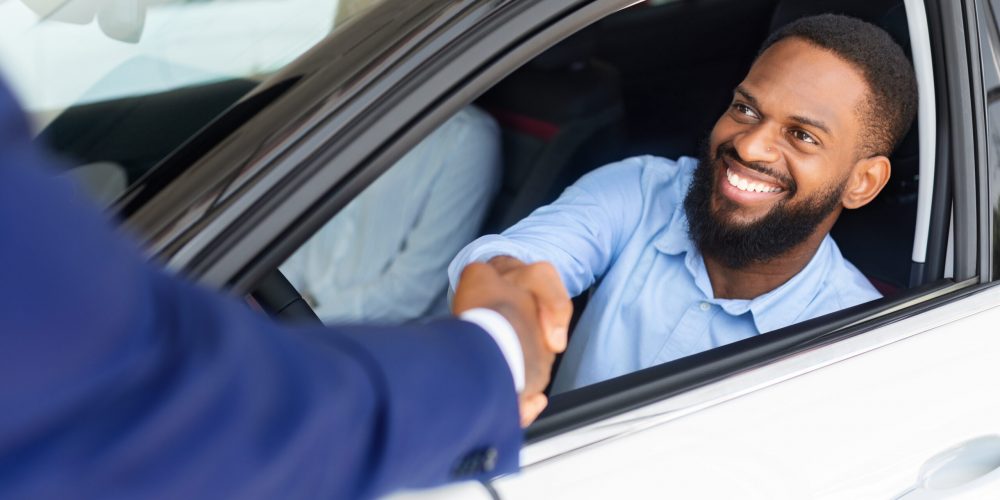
[977,0,1000,280]
[937,0,989,283]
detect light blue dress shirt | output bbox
[448,155,881,393]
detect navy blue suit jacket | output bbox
[0,83,520,499]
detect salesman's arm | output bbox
[0,85,562,499]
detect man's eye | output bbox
[791,129,817,145]
[732,103,758,119]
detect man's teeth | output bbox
[726,168,782,193]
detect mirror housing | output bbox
[21,0,147,43]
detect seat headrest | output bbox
[530,26,599,71]
[769,0,910,59]
[769,0,902,33]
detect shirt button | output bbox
[699,302,711,311]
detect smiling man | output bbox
[448,14,918,392]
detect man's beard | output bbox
[683,141,845,269]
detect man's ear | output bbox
[842,155,891,209]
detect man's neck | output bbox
[703,230,829,300]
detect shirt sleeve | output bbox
[460,308,525,393]
[448,157,649,297]
[0,88,520,500]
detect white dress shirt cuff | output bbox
[459,308,525,393]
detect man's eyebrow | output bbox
[735,86,832,136]
[789,114,831,136]
[734,87,758,106]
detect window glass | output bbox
[0,0,385,202]
[279,105,502,324]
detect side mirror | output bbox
[97,0,146,43]
[21,0,148,43]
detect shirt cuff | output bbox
[459,308,525,393]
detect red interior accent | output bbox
[486,108,561,142]
[867,275,899,297]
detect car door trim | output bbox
[907,0,939,267]
[936,0,985,281]
[965,0,992,283]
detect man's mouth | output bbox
[719,155,789,196]
[725,167,784,193]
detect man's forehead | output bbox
[741,38,869,135]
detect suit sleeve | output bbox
[0,87,519,500]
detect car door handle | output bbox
[896,435,1000,499]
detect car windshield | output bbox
[0,0,383,203]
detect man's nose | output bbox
[732,125,781,164]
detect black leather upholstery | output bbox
[477,29,626,233]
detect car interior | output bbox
[33,0,924,387]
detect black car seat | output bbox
[593,0,780,161]
[477,26,626,233]
[769,0,919,296]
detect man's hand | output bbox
[487,256,571,354]
[452,260,572,427]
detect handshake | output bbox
[452,256,572,428]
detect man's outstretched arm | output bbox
[0,84,563,499]
[447,157,650,298]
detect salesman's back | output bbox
[0,82,521,500]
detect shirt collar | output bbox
[651,204,692,256]
[652,204,832,333]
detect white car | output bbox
[3,0,1000,498]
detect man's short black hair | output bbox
[760,13,918,158]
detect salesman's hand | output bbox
[491,258,572,426]
[452,261,571,427]
[487,256,571,354]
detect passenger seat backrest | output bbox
[478,27,626,233]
